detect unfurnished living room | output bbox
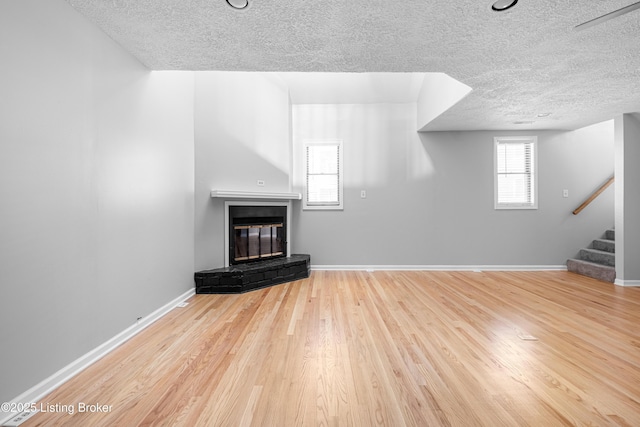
[2,0,640,426]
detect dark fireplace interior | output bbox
[229,205,287,265]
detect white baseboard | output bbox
[311,265,568,272]
[614,279,640,287]
[0,287,195,426]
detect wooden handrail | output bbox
[573,176,614,215]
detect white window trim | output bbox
[303,140,344,211]
[494,136,538,210]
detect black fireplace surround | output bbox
[229,205,287,265]
[195,254,310,294]
[194,204,310,294]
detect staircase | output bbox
[566,229,616,282]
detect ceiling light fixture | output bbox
[491,0,518,12]
[226,0,249,10]
[575,1,640,31]
[537,113,552,117]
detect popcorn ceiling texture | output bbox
[65,0,640,130]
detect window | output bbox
[494,136,537,209]
[303,140,343,210]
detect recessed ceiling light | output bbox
[537,113,552,117]
[491,0,518,12]
[226,0,248,10]
[514,120,535,125]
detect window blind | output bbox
[495,138,536,208]
[306,143,340,205]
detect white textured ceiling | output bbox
[65,0,640,130]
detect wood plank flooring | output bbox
[22,271,640,426]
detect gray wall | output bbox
[194,72,292,270]
[615,113,640,282]
[0,0,194,402]
[291,103,614,267]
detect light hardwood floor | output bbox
[23,271,640,426]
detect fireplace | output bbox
[194,197,309,294]
[228,205,287,265]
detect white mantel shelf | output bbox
[210,190,302,200]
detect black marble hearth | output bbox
[194,254,310,294]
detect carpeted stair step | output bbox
[578,248,615,267]
[592,238,615,253]
[605,229,615,240]
[567,258,616,283]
